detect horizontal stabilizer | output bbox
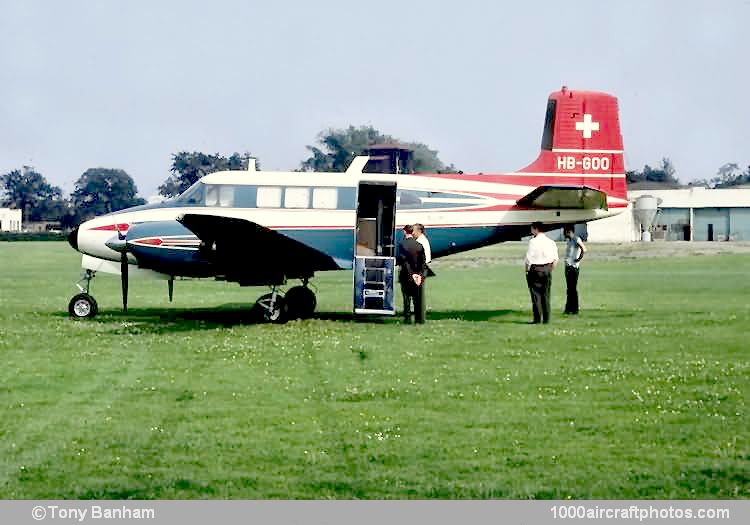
[516,185,608,210]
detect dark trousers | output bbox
[401,279,424,324]
[526,265,552,323]
[564,265,580,314]
[418,277,427,322]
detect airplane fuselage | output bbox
[73,166,626,277]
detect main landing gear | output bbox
[68,270,98,319]
[253,280,317,323]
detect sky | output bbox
[2,0,749,198]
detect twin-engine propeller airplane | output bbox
[67,87,628,322]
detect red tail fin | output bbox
[520,87,627,202]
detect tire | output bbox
[68,293,98,319]
[284,286,317,320]
[255,293,288,324]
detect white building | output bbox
[0,208,22,232]
[587,187,750,242]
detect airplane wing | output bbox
[516,185,608,210]
[177,214,341,285]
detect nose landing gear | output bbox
[68,270,98,319]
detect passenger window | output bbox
[257,186,282,208]
[234,186,257,208]
[205,185,220,207]
[219,185,234,207]
[284,187,310,208]
[398,190,422,208]
[337,187,356,210]
[313,188,338,209]
[205,185,235,207]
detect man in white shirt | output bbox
[524,221,559,324]
[413,223,432,322]
[414,223,431,264]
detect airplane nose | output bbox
[68,226,79,251]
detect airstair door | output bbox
[353,181,397,315]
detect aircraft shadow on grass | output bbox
[51,305,530,334]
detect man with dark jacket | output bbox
[397,224,426,324]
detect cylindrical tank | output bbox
[633,196,660,241]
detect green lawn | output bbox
[0,241,748,499]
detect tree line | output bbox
[2,125,748,228]
[626,158,750,188]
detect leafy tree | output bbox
[71,168,146,222]
[714,163,744,187]
[0,166,65,222]
[299,125,457,173]
[158,152,257,198]
[690,163,750,188]
[626,157,680,185]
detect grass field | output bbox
[0,241,749,499]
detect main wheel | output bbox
[285,286,317,320]
[68,293,98,319]
[255,293,287,323]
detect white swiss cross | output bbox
[575,113,600,139]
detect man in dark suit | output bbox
[397,224,426,324]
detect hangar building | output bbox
[587,187,750,242]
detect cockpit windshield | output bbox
[175,181,205,205]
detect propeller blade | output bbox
[120,250,129,313]
[168,277,174,302]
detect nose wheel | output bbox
[69,270,99,319]
[68,293,98,319]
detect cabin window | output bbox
[337,187,356,210]
[205,185,235,207]
[397,189,422,209]
[233,186,257,208]
[313,188,338,209]
[284,187,310,208]
[257,186,282,208]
